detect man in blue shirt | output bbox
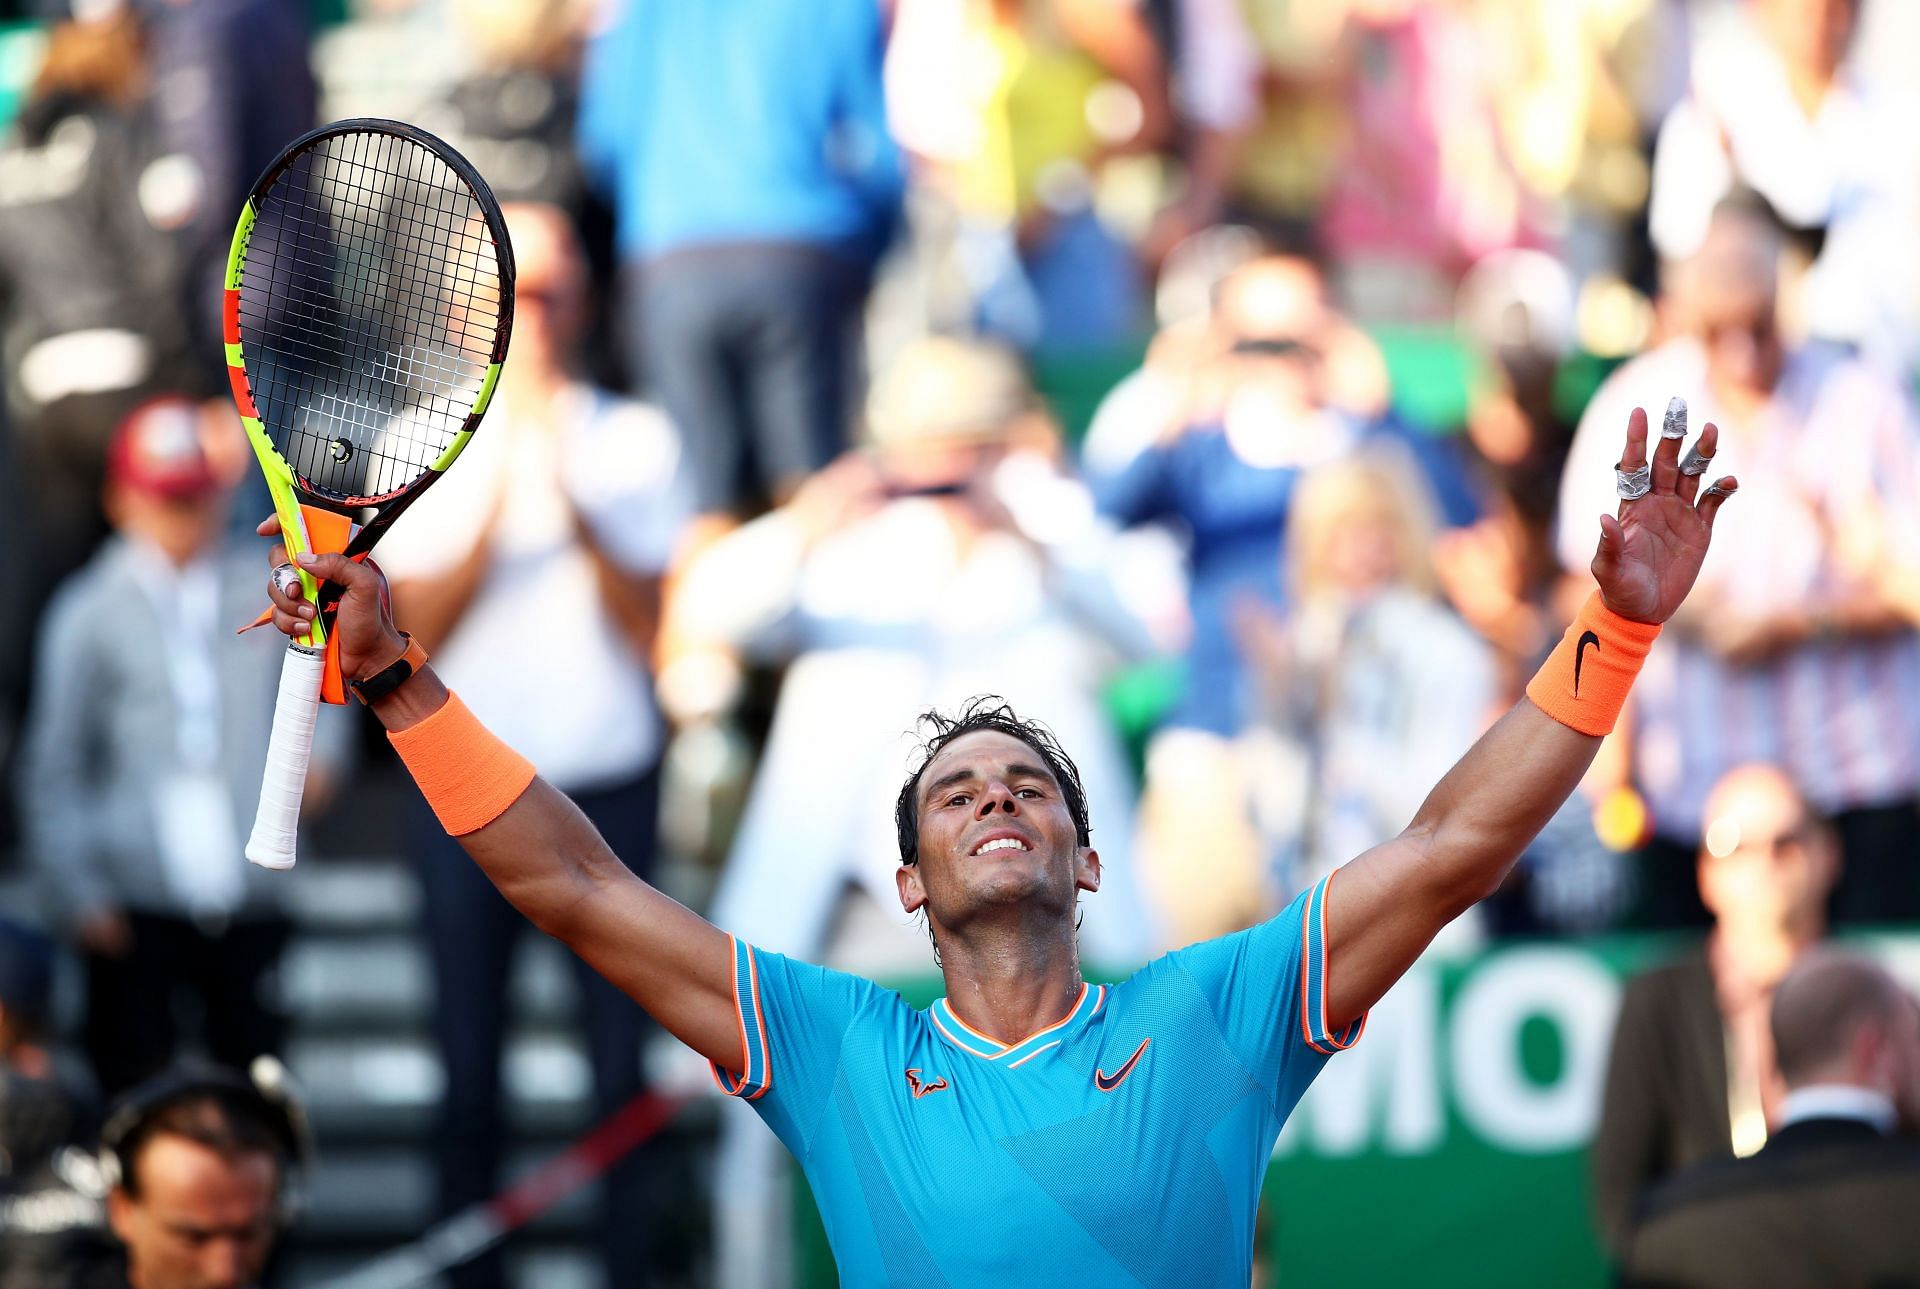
[268,404,1736,1284]
[577,0,902,523]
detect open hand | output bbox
[1591,402,1737,624]
[257,514,406,684]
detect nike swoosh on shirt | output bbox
[1094,1038,1151,1093]
[1574,630,1600,697]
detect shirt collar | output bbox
[1778,1084,1896,1134]
[929,983,1105,1067]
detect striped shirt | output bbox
[1557,340,1920,837]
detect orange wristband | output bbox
[388,692,537,835]
[1525,593,1661,736]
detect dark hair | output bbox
[116,1088,288,1199]
[894,696,1091,867]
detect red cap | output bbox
[107,398,220,500]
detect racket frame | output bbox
[224,116,516,642]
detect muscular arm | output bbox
[268,535,743,1071]
[379,669,739,1066]
[1323,698,1595,1025]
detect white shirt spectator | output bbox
[373,382,689,791]
[1648,6,1920,366]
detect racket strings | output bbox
[236,128,506,503]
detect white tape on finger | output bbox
[246,643,325,870]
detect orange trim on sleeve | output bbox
[1297,894,1318,1052]
[1525,592,1661,737]
[743,947,771,1101]
[387,692,536,835]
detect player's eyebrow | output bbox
[923,760,1056,802]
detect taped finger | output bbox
[1660,396,1688,440]
[272,563,303,600]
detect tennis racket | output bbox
[225,119,514,870]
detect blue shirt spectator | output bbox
[578,0,903,265]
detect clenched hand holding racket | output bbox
[226,120,514,869]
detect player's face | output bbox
[109,1136,278,1289]
[900,730,1099,931]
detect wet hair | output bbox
[894,696,1091,867]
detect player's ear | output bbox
[1075,847,1101,894]
[897,864,926,914]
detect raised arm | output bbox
[261,529,742,1070]
[1323,404,1736,1027]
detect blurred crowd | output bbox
[3,0,1920,1284]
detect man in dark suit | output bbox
[1618,950,1920,1289]
[1592,764,1840,1249]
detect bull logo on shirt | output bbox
[904,1068,949,1099]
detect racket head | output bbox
[223,118,516,631]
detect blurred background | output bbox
[2,0,1920,1285]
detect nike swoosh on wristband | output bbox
[1574,631,1601,698]
[1094,1038,1151,1092]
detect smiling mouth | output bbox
[971,837,1032,857]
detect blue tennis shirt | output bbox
[710,873,1366,1287]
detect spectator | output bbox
[140,0,317,386]
[1558,197,1920,928]
[1438,249,1583,691]
[0,918,120,1289]
[674,335,1157,1285]
[1091,253,1378,740]
[578,0,903,526]
[103,1063,308,1289]
[1618,950,1920,1288]
[1648,0,1920,367]
[371,202,690,1289]
[1151,0,1346,256]
[1239,451,1496,919]
[1319,0,1540,320]
[0,3,198,711]
[1592,764,1839,1253]
[1091,254,1394,941]
[885,0,1172,352]
[427,0,619,382]
[17,398,346,1097]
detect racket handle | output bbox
[247,643,326,871]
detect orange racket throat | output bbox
[298,505,359,705]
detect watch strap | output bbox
[348,633,429,706]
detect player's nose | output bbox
[973,782,1018,818]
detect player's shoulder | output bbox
[743,942,918,1025]
[1126,886,1316,993]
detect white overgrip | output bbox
[246,643,326,870]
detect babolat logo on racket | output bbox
[226,117,515,872]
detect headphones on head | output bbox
[100,1056,313,1226]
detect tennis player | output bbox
[263,403,1734,1285]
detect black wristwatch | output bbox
[348,633,429,705]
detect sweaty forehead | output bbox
[920,730,1054,795]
